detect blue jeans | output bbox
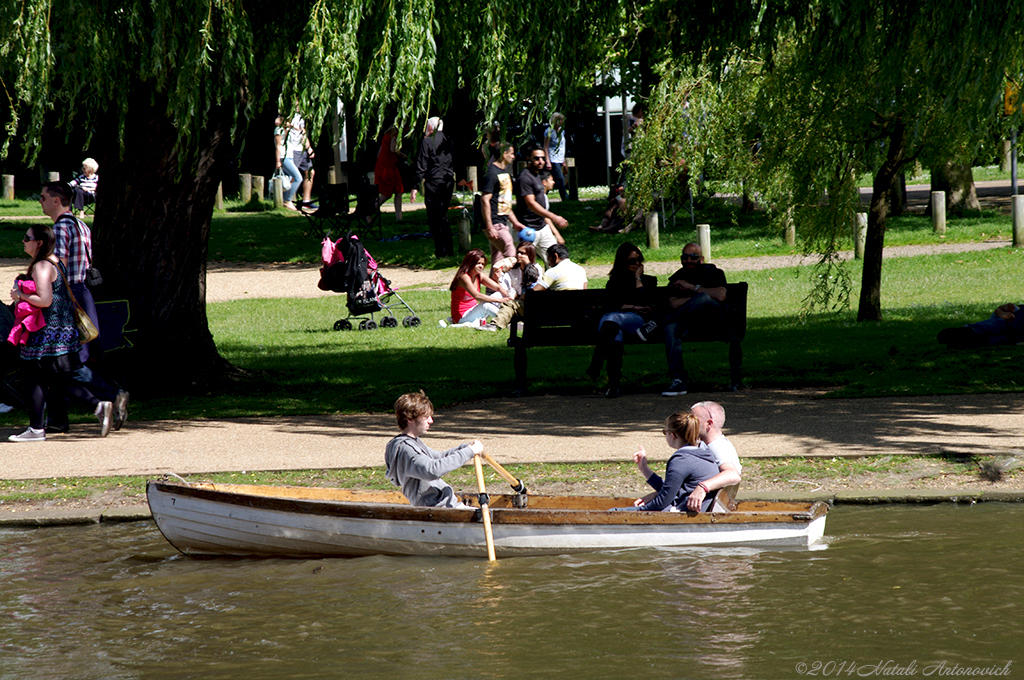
[598,311,644,343]
[550,163,568,201]
[281,157,302,201]
[663,294,726,380]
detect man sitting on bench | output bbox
[659,243,728,397]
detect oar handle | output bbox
[474,456,497,562]
[482,452,527,495]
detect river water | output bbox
[1,504,1020,680]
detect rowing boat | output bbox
[147,479,829,558]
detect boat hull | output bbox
[147,481,828,558]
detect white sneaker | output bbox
[9,427,45,442]
[661,379,688,397]
[96,401,113,437]
[438,319,448,328]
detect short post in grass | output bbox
[931,191,946,235]
[466,166,477,193]
[271,177,283,208]
[252,175,264,202]
[697,224,711,260]
[854,213,867,259]
[567,157,578,200]
[645,210,659,249]
[784,208,796,246]
[215,183,224,211]
[1013,195,1024,247]
[239,173,252,203]
[2,174,13,201]
[458,209,472,252]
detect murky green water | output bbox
[1,504,1021,680]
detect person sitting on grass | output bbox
[384,390,484,508]
[618,409,720,513]
[937,303,1024,349]
[448,248,512,326]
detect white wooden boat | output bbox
[147,479,828,558]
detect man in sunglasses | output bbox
[658,243,728,396]
[515,144,568,245]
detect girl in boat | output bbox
[384,391,483,508]
[627,409,719,512]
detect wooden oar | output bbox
[482,452,527,495]
[474,456,497,562]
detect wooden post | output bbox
[271,177,284,208]
[2,174,13,201]
[645,211,659,250]
[458,209,472,252]
[466,166,478,193]
[252,175,265,201]
[1000,139,1013,173]
[328,165,337,185]
[47,171,60,182]
[239,173,252,203]
[215,183,224,211]
[931,191,946,235]
[784,209,796,246]
[1013,195,1024,248]
[697,224,711,260]
[854,213,868,259]
[566,157,577,201]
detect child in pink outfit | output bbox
[8,278,45,345]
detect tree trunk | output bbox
[92,89,245,392]
[928,161,980,214]
[858,121,908,322]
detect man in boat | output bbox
[685,401,742,511]
[385,391,483,508]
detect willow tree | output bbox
[630,0,1024,321]
[1,0,620,391]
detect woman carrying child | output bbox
[449,248,512,325]
[623,409,719,513]
[586,241,658,397]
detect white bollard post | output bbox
[458,210,472,252]
[47,171,60,182]
[271,177,284,208]
[854,213,868,259]
[697,224,711,260]
[252,175,265,201]
[645,211,659,250]
[239,173,252,203]
[1013,195,1024,248]
[931,191,946,235]
[2,174,14,201]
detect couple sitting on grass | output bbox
[384,390,741,513]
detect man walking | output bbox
[480,143,524,277]
[40,182,129,431]
[516,144,567,248]
[413,117,456,258]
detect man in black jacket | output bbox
[413,117,456,257]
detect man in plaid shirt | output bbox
[40,182,129,432]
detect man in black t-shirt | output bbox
[659,243,729,396]
[413,117,455,257]
[515,144,567,236]
[481,143,524,277]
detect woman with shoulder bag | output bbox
[8,224,113,442]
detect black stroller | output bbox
[317,231,419,330]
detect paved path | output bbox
[2,390,1022,480]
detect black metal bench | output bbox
[507,283,748,394]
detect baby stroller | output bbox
[318,231,419,331]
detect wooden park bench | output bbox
[507,283,748,394]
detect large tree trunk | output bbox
[92,89,245,392]
[858,121,908,322]
[929,161,980,214]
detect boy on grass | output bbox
[384,391,484,508]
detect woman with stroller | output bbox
[449,249,511,326]
[586,241,658,398]
[8,224,112,442]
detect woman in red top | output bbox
[374,125,407,221]
[449,249,511,325]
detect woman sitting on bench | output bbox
[586,241,658,398]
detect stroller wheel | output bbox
[402,316,411,327]
[358,320,367,330]
[381,316,398,328]
[334,319,352,331]
[408,316,421,328]
[365,320,378,331]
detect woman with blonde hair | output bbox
[625,409,719,512]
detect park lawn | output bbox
[86,246,1023,423]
